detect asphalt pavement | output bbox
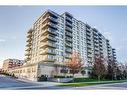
[1,74,127,90]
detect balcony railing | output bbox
[26,38,32,42]
[65,17,72,22]
[27,34,32,38]
[42,16,58,23]
[42,22,57,29]
[40,49,56,55]
[66,22,72,27]
[65,37,72,42]
[41,35,57,42]
[40,42,56,48]
[42,57,56,62]
[65,26,72,32]
[41,28,57,36]
[65,49,72,53]
[25,53,31,56]
[65,43,72,47]
[65,32,72,37]
[86,28,91,32]
[65,54,71,59]
[26,43,32,47]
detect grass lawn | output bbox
[59,79,127,87]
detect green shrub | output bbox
[38,75,48,81]
[72,78,98,82]
[54,75,65,78]
[54,75,73,78]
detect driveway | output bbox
[0,75,60,90]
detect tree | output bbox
[122,62,127,79]
[116,66,122,80]
[66,51,83,78]
[92,56,107,81]
[107,59,117,80]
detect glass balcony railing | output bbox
[65,32,72,37]
[65,49,72,53]
[42,28,57,36]
[41,35,57,42]
[65,43,72,47]
[40,42,56,48]
[65,37,72,42]
[65,26,72,32]
[40,49,56,55]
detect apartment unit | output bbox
[9,10,117,81]
[2,59,24,72]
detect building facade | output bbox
[2,59,24,72]
[9,10,117,81]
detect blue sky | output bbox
[0,6,127,67]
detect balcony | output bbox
[99,44,103,47]
[87,47,92,50]
[25,53,31,56]
[42,57,56,62]
[27,34,32,38]
[65,17,72,22]
[65,12,73,18]
[100,48,103,51]
[43,16,58,24]
[40,49,56,55]
[26,38,32,42]
[94,45,99,49]
[41,35,57,42]
[25,48,31,51]
[65,31,72,37]
[87,40,91,45]
[26,43,32,47]
[41,28,57,36]
[27,29,33,34]
[93,31,98,36]
[65,26,72,32]
[65,22,72,28]
[86,33,91,38]
[87,54,93,58]
[87,50,92,55]
[94,40,99,44]
[94,35,98,40]
[65,43,72,48]
[107,45,110,48]
[87,49,92,53]
[65,54,72,59]
[42,22,57,30]
[40,42,56,48]
[65,37,72,42]
[99,37,102,40]
[65,49,72,53]
[86,28,91,32]
[25,57,31,61]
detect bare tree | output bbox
[93,56,107,81]
[66,51,83,78]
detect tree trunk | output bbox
[72,73,75,82]
[98,75,101,81]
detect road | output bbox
[1,75,127,90]
[0,75,60,90]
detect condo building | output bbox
[2,59,24,72]
[9,10,117,81]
